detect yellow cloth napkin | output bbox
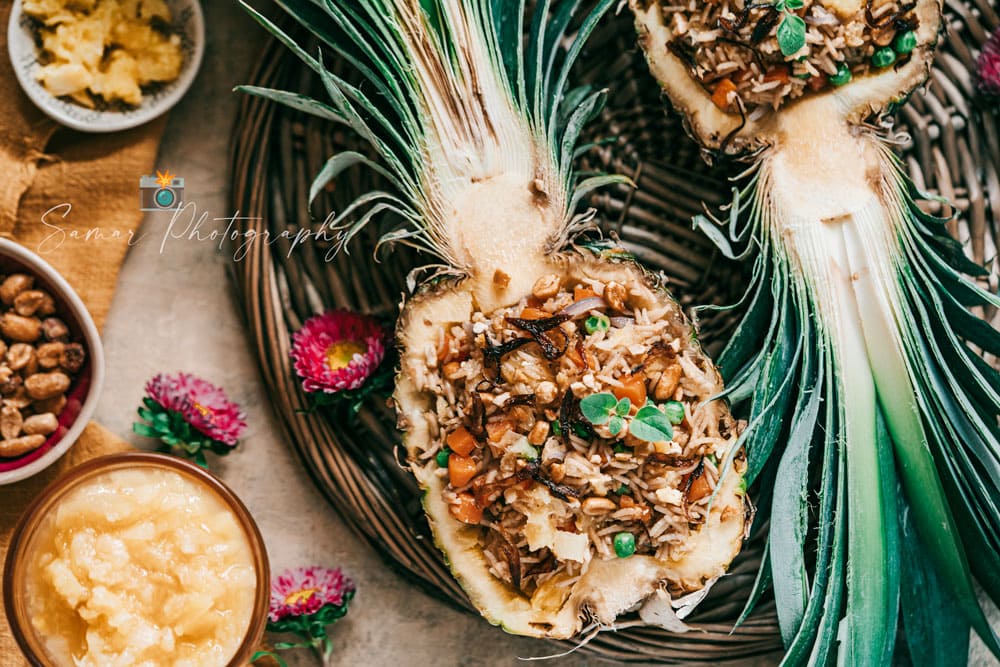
[0,5,168,664]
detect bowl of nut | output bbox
[7,0,205,133]
[0,239,104,485]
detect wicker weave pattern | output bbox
[228,7,998,662]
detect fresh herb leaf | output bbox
[629,405,674,443]
[785,0,804,9]
[777,14,806,57]
[615,397,631,416]
[663,400,685,424]
[609,415,624,436]
[580,392,617,425]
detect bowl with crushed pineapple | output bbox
[8,0,204,133]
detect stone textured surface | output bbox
[95,3,778,667]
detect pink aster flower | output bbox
[145,372,247,445]
[290,310,388,394]
[134,373,247,468]
[269,566,356,623]
[265,566,356,665]
[979,29,1000,98]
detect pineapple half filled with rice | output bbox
[631,0,1000,661]
[243,0,749,638]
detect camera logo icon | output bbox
[140,170,184,211]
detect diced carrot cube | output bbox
[448,454,478,488]
[565,343,585,368]
[519,307,551,320]
[449,492,483,524]
[485,420,514,442]
[687,471,713,502]
[446,426,477,456]
[574,286,598,301]
[763,66,790,85]
[613,374,648,406]
[711,78,738,111]
[807,75,827,92]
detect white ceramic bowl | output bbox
[0,239,105,485]
[7,0,205,133]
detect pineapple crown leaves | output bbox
[699,145,1000,660]
[238,0,628,271]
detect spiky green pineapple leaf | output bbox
[697,150,1000,663]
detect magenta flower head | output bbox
[290,310,393,411]
[133,372,247,468]
[267,566,356,663]
[979,29,1000,98]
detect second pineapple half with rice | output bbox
[243,0,749,638]
[633,0,1000,661]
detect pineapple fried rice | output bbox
[406,270,747,599]
[651,0,923,115]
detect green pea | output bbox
[613,532,636,558]
[829,63,852,86]
[871,47,896,68]
[584,314,610,335]
[893,30,917,54]
[436,447,451,468]
[663,400,685,425]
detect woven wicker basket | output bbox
[228,5,999,662]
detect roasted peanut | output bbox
[0,371,22,396]
[0,274,33,306]
[604,281,628,312]
[531,274,561,300]
[37,342,64,369]
[0,314,41,342]
[25,372,71,400]
[0,434,45,457]
[34,394,66,415]
[535,380,558,405]
[41,317,69,342]
[14,290,48,317]
[0,274,84,428]
[37,293,56,317]
[547,462,566,484]
[528,420,550,445]
[6,343,35,371]
[23,412,58,436]
[653,364,682,401]
[581,497,617,515]
[0,405,22,440]
[4,387,32,409]
[60,342,85,374]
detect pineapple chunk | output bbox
[90,51,142,106]
[36,61,92,97]
[25,0,184,106]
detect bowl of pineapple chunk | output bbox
[8,0,204,133]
